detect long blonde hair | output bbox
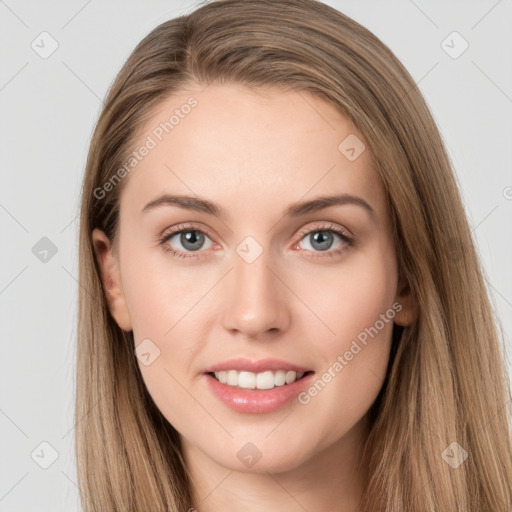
[76,0,512,510]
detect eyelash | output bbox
[158,222,355,260]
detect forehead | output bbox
[119,83,386,222]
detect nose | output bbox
[221,247,291,340]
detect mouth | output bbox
[203,357,315,413]
[206,369,315,390]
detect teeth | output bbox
[226,370,238,386]
[213,369,306,389]
[274,370,286,386]
[239,371,256,389]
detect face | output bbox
[93,82,415,475]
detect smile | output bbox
[210,369,311,390]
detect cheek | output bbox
[118,242,213,428]
[297,240,398,352]
[119,238,191,339]
[121,261,205,434]
[296,242,398,434]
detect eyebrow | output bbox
[141,193,376,220]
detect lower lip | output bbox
[204,372,315,414]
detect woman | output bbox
[76,0,512,510]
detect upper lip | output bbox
[204,357,313,374]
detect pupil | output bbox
[181,231,204,251]
[311,231,332,251]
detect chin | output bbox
[204,433,319,474]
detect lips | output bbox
[203,357,315,413]
[204,357,312,374]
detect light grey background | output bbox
[1,1,511,510]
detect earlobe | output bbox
[393,276,418,327]
[92,228,132,332]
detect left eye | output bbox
[297,229,347,252]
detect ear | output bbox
[92,228,132,332]
[393,274,418,327]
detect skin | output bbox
[93,82,418,512]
